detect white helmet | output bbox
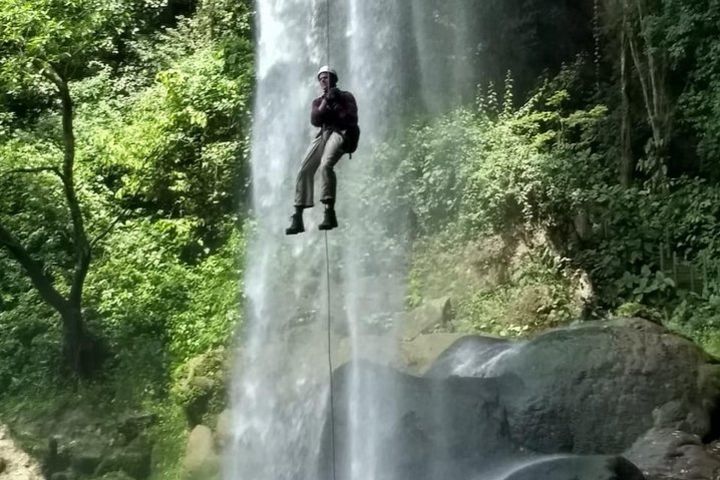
[317,65,338,81]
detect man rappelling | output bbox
[285,66,359,235]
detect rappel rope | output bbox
[324,231,337,480]
[323,2,338,480]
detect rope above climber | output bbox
[285,66,360,235]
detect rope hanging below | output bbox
[324,231,337,480]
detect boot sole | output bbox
[318,221,338,230]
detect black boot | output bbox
[318,207,338,230]
[285,212,305,235]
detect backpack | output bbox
[343,124,361,154]
[338,91,360,154]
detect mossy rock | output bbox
[172,348,228,426]
[94,436,151,480]
[117,412,158,445]
[615,302,663,324]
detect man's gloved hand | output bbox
[326,87,340,103]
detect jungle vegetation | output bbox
[1,0,719,475]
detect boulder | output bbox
[401,297,453,341]
[0,457,6,473]
[429,318,720,455]
[182,425,219,480]
[498,455,645,480]
[214,409,232,449]
[625,428,720,480]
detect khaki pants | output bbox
[294,129,345,208]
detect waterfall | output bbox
[224,2,483,479]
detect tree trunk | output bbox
[59,304,88,375]
[625,0,671,178]
[0,67,98,376]
[0,222,95,375]
[619,8,635,187]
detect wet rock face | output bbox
[430,318,720,456]
[319,361,648,480]
[321,361,522,480]
[625,428,720,480]
[318,318,719,480]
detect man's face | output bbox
[318,72,334,93]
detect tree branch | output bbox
[626,11,658,142]
[1,166,64,179]
[635,0,662,134]
[39,64,65,92]
[0,221,68,313]
[90,211,128,249]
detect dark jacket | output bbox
[310,89,358,132]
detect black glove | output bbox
[326,87,340,103]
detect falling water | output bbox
[224,2,485,479]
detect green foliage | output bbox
[461,74,609,236]
[146,403,187,480]
[0,0,252,375]
[395,57,720,350]
[0,0,124,81]
[0,290,61,394]
[571,178,720,307]
[75,20,253,244]
[407,231,583,337]
[0,0,174,121]
[669,293,720,357]
[380,67,609,243]
[0,0,252,475]
[167,227,245,360]
[615,301,664,323]
[397,112,475,236]
[86,218,195,339]
[657,0,720,168]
